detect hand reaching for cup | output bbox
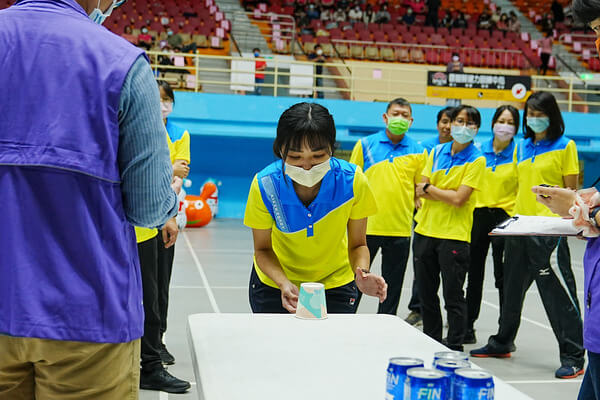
[280,281,299,313]
[355,268,388,303]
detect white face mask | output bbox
[285,159,331,188]
[161,101,173,119]
[89,0,122,25]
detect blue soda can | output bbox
[404,368,448,400]
[432,351,469,366]
[435,360,471,399]
[453,368,495,400]
[386,357,425,400]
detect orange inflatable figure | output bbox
[185,182,217,227]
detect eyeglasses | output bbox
[454,118,478,128]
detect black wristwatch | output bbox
[423,183,431,193]
[590,207,600,228]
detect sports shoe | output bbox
[159,343,175,365]
[463,328,477,345]
[140,367,191,393]
[470,344,512,358]
[555,365,584,379]
[405,311,422,326]
[441,338,464,352]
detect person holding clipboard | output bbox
[471,92,585,380]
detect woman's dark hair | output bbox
[273,103,336,160]
[523,91,564,140]
[491,105,520,132]
[158,81,175,103]
[572,0,600,24]
[450,105,481,128]
[437,106,454,123]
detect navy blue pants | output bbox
[579,352,600,400]
[249,267,358,313]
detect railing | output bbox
[229,10,296,53]
[146,50,600,111]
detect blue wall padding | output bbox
[170,92,600,218]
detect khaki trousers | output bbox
[0,335,140,400]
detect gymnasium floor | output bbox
[141,218,588,400]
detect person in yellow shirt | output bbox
[134,82,192,393]
[413,105,486,351]
[349,98,427,315]
[464,105,520,345]
[244,102,387,313]
[471,92,585,380]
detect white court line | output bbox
[482,300,552,331]
[183,232,221,313]
[171,285,247,290]
[505,380,583,384]
[159,392,168,400]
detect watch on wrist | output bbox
[423,183,431,193]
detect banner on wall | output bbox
[426,71,532,102]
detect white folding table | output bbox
[187,313,533,400]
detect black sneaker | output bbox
[159,343,176,365]
[441,338,464,352]
[405,311,422,326]
[463,329,477,345]
[470,344,512,358]
[140,367,191,393]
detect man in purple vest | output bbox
[0,0,183,398]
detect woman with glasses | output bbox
[464,105,520,345]
[413,105,486,351]
[471,92,585,380]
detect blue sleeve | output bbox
[117,56,178,228]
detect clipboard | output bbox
[489,215,582,237]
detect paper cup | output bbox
[295,282,327,320]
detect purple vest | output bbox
[584,238,600,353]
[0,0,146,343]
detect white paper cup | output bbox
[295,282,327,320]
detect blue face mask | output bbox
[451,125,477,144]
[89,0,125,25]
[254,52,260,57]
[527,117,550,133]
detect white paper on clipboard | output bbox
[490,215,582,236]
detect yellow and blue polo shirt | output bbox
[166,119,191,164]
[475,138,518,215]
[349,131,427,237]
[135,121,192,244]
[515,136,579,217]
[244,157,377,290]
[415,142,486,243]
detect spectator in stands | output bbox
[496,13,509,31]
[447,52,464,73]
[0,0,179,398]
[441,10,454,28]
[491,6,502,25]
[407,0,425,14]
[348,5,363,23]
[425,0,440,27]
[308,44,326,98]
[320,7,332,21]
[123,25,138,45]
[508,11,521,32]
[414,105,486,352]
[539,30,553,75]
[333,7,346,22]
[402,7,416,25]
[254,48,267,95]
[167,29,197,53]
[453,12,467,29]
[363,4,376,23]
[138,26,154,50]
[339,0,350,11]
[375,4,391,24]
[307,3,320,20]
[478,9,492,30]
[552,0,565,23]
[541,13,555,32]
